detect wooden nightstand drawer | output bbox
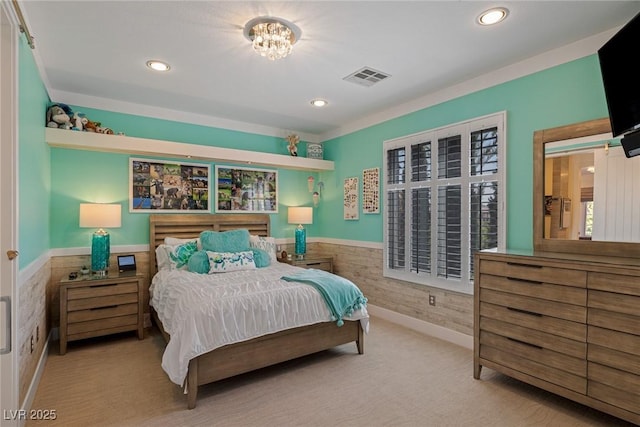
[67,292,138,311]
[280,256,333,273]
[67,282,138,300]
[60,274,144,354]
[68,313,139,336]
[68,302,139,323]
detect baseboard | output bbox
[20,330,51,424]
[367,304,473,350]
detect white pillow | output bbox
[249,235,278,263]
[155,245,171,271]
[207,251,257,273]
[164,237,201,249]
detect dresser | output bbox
[474,250,640,425]
[59,273,144,354]
[280,256,333,273]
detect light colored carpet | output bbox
[27,317,633,427]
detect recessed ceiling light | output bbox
[146,60,171,72]
[477,7,509,26]
[310,99,328,107]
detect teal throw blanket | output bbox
[281,269,367,327]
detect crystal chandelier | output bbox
[244,17,301,61]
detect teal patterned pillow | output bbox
[207,251,256,273]
[167,241,198,270]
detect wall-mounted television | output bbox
[598,12,640,141]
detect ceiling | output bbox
[20,1,640,141]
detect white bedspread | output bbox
[150,262,369,385]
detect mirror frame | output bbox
[533,117,640,258]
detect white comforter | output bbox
[150,262,369,385]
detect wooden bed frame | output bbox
[149,213,364,409]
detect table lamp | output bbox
[79,203,122,276]
[287,206,313,260]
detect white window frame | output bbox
[383,112,507,294]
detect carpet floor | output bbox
[27,317,634,426]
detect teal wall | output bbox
[319,55,609,251]
[18,44,610,260]
[18,35,51,269]
[49,109,319,247]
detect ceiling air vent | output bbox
[343,67,391,87]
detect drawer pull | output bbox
[506,277,542,285]
[506,262,542,269]
[507,337,543,349]
[89,283,118,288]
[307,263,322,266]
[507,307,542,317]
[90,305,118,310]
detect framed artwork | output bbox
[344,177,359,220]
[130,158,209,212]
[215,165,278,213]
[362,167,380,214]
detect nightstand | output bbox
[59,273,144,354]
[280,256,333,273]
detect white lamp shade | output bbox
[288,206,313,225]
[79,203,122,228]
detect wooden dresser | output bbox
[59,273,144,354]
[474,250,640,425]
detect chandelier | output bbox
[243,17,301,61]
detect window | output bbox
[383,113,506,294]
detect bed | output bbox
[148,213,368,409]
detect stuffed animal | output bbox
[46,104,73,130]
[71,112,85,131]
[96,126,114,135]
[82,118,100,132]
[286,134,300,156]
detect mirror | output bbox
[533,117,640,257]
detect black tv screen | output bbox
[598,11,640,137]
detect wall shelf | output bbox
[45,128,334,171]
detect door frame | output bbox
[1,0,19,423]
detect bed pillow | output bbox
[207,250,256,273]
[251,248,271,268]
[165,237,201,249]
[200,229,250,253]
[155,245,172,271]
[156,241,198,270]
[249,235,278,263]
[187,250,210,274]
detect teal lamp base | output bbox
[294,225,306,260]
[91,229,110,276]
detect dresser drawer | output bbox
[588,290,640,319]
[67,292,138,311]
[480,343,586,393]
[480,330,586,376]
[480,301,586,341]
[67,314,139,336]
[67,282,138,300]
[303,261,333,272]
[588,272,640,296]
[588,362,640,415]
[67,302,139,324]
[479,273,586,304]
[588,326,640,362]
[480,317,586,359]
[480,288,586,323]
[479,259,586,287]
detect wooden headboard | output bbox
[149,213,271,277]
